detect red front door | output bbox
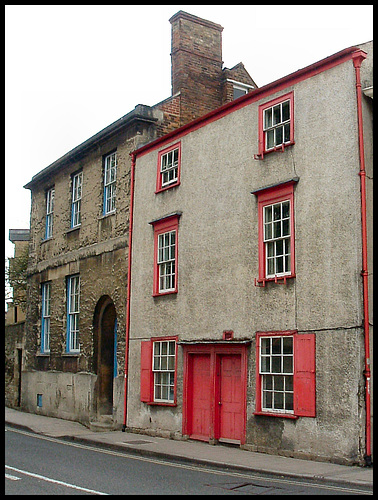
[190,354,211,440]
[217,354,243,443]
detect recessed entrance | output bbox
[93,296,117,416]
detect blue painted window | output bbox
[103,152,117,215]
[66,275,80,352]
[45,187,54,239]
[41,282,51,353]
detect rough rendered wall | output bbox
[128,58,369,463]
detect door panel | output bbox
[190,354,211,440]
[219,354,243,443]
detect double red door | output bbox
[183,345,247,444]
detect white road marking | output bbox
[5,473,21,481]
[5,465,109,495]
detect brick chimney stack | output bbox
[169,11,224,124]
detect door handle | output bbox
[218,401,222,405]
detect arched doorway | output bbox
[93,296,117,417]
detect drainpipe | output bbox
[122,152,136,431]
[352,50,371,466]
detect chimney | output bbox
[169,11,224,124]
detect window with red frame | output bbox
[156,142,181,192]
[150,214,180,296]
[255,331,315,418]
[258,92,294,158]
[253,180,297,285]
[140,337,178,405]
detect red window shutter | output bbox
[140,341,152,402]
[294,334,316,417]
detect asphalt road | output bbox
[5,426,371,495]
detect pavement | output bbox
[5,406,373,491]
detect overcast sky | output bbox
[5,4,373,260]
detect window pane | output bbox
[274,391,284,410]
[263,390,272,409]
[264,224,272,241]
[267,258,275,276]
[264,108,272,129]
[267,241,274,257]
[273,204,281,220]
[273,221,281,238]
[276,256,284,274]
[283,356,293,374]
[272,338,281,354]
[261,356,270,373]
[275,126,283,146]
[282,337,293,354]
[274,375,284,391]
[169,341,175,355]
[282,201,290,219]
[282,100,290,122]
[282,219,290,237]
[276,239,283,256]
[285,375,293,391]
[285,392,293,411]
[261,338,270,354]
[264,206,272,223]
[266,130,274,150]
[272,356,281,373]
[284,123,291,143]
[263,374,273,390]
[273,105,281,125]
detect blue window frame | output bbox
[41,282,51,353]
[103,152,117,215]
[66,275,80,352]
[71,171,82,228]
[45,187,54,239]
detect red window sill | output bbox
[254,411,298,419]
[155,181,180,194]
[146,401,177,407]
[255,274,295,287]
[153,290,178,297]
[255,141,295,160]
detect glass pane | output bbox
[266,130,274,150]
[274,391,284,410]
[276,239,283,256]
[272,356,281,373]
[161,357,167,370]
[263,374,273,390]
[267,241,274,257]
[169,341,175,355]
[168,356,175,370]
[264,206,272,223]
[173,148,179,164]
[161,342,167,355]
[263,390,272,409]
[285,255,290,273]
[285,392,293,411]
[276,256,284,274]
[264,224,272,240]
[273,104,281,125]
[261,338,270,354]
[274,222,281,238]
[282,201,290,218]
[153,357,160,370]
[275,126,283,146]
[267,258,275,276]
[284,123,291,143]
[283,356,293,374]
[155,384,161,400]
[282,100,290,122]
[282,219,290,237]
[272,338,281,354]
[274,375,284,391]
[285,375,293,391]
[282,337,293,354]
[273,204,281,220]
[264,108,272,129]
[261,356,270,373]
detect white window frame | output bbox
[41,282,51,353]
[157,230,176,292]
[263,200,291,278]
[160,147,179,188]
[71,172,82,228]
[104,152,117,214]
[67,275,80,353]
[152,340,176,403]
[260,335,294,414]
[263,99,291,151]
[45,188,54,239]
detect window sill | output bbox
[254,411,298,419]
[62,352,80,357]
[255,274,295,287]
[146,401,177,407]
[99,210,116,220]
[153,290,178,298]
[155,181,180,194]
[37,352,50,357]
[254,141,295,160]
[66,226,80,234]
[41,237,53,244]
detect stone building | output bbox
[127,42,373,465]
[5,229,30,408]
[21,11,255,428]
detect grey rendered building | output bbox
[127,42,373,465]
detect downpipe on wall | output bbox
[352,50,372,467]
[122,153,136,431]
